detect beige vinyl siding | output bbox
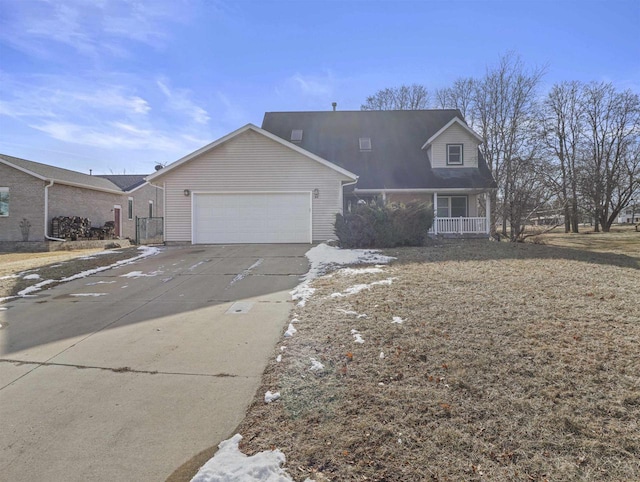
[158,130,351,242]
[430,122,479,168]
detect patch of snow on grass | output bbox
[0,274,19,280]
[284,323,297,337]
[337,309,367,318]
[23,274,41,280]
[392,316,405,324]
[331,278,396,298]
[18,279,56,296]
[291,243,394,307]
[339,267,385,276]
[309,358,325,373]
[264,391,280,403]
[276,354,282,363]
[190,433,295,482]
[351,329,365,344]
[9,246,161,299]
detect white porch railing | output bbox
[429,217,488,234]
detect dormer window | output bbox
[359,137,371,151]
[447,144,463,165]
[290,129,303,142]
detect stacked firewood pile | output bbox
[52,217,116,240]
[51,216,91,240]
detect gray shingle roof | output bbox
[96,175,147,191]
[0,154,122,192]
[261,110,497,190]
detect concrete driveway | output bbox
[0,244,309,481]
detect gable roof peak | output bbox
[422,116,483,149]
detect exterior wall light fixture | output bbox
[313,188,320,199]
[184,189,190,197]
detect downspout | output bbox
[44,180,66,242]
[341,179,358,213]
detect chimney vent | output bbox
[332,102,337,112]
[89,169,92,176]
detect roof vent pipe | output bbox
[332,102,337,111]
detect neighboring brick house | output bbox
[0,154,163,243]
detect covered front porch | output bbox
[348,188,492,237]
[428,191,491,236]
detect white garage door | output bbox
[193,192,311,244]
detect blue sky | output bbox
[0,0,638,175]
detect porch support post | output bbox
[485,191,491,235]
[433,192,438,235]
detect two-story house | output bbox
[147,109,496,244]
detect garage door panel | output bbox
[193,193,310,244]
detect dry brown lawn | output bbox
[235,232,640,481]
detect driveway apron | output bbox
[0,244,309,481]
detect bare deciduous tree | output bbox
[473,52,546,238]
[540,81,583,232]
[580,82,640,232]
[434,77,476,125]
[361,84,429,110]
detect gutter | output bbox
[44,180,66,242]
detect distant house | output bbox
[0,154,163,244]
[147,109,496,244]
[617,205,639,224]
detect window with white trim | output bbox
[359,137,372,151]
[447,144,463,165]
[0,188,8,216]
[290,129,303,142]
[127,197,133,220]
[148,200,153,218]
[436,196,467,217]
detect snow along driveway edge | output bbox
[190,243,395,482]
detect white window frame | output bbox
[148,200,154,218]
[290,129,303,142]
[127,197,133,220]
[447,144,464,165]
[359,137,372,151]
[0,187,8,217]
[437,195,468,217]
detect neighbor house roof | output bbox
[96,174,147,191]
[261,110,496,190]
[0,154,123,193]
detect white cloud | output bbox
[289,72,336,97]
[30,120,189,153]
[0,75,151,119]
[0,72,209,161]
[157,79,210,124]
[0,0,188,60]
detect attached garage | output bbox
[192,192,311,244]
[146,124,357,244]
